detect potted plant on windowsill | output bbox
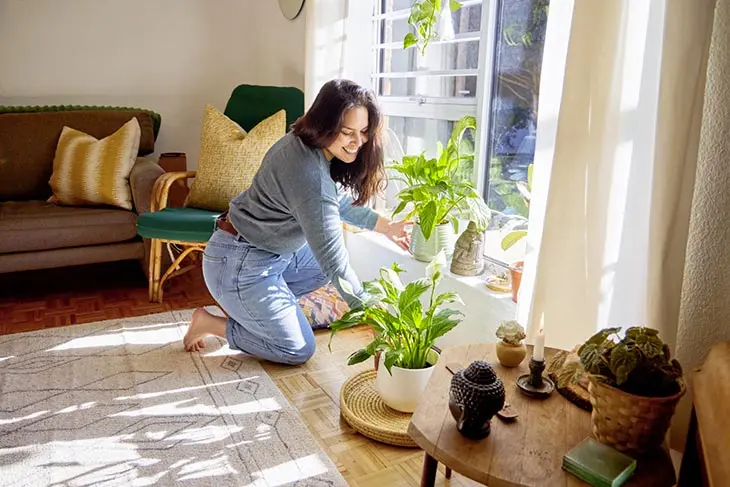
[558,326,685,455]
[389,117,490,262]
[328,252,463,413]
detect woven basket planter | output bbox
[588,376,685,455]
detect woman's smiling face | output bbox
[323,106,369,163]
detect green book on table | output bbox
[562,437,637,487]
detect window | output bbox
[369,0,549,265]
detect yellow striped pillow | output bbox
[48,117,141,210]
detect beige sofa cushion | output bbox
[0,200,138,254]
[0,110,155,201]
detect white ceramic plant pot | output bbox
[410,222,456,263]
[375,349,439,413]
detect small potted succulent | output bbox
[558,326,685,455]
[495,320,527,367]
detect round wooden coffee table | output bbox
[407,343,676,487]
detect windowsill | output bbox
[344,230,517,348]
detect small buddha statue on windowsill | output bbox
[450,221,485,276]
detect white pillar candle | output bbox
[533,315,545,362]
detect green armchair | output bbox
[137,84,304,303]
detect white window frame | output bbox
[363,0,499,194]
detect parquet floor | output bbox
[0,260,480,486]
[0,260,214,335]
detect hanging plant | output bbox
[404,0,463,56]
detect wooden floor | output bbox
[0,260,479,486]
[0,260,215,335]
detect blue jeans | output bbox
[202,228,329,365]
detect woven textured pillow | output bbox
[298,283,350,330]
[185,104,285,212]
[48,117,141,210]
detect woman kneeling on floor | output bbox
[183,79,410,365]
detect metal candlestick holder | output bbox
[517,358,555,398]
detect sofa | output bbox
[0,106,165,275]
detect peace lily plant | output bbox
[329,251,464,412]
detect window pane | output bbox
[379,4,483,43]
[385,115,454,157]
[484,0,549,218]
[389,0,414,11]
[380,41,480,73]
[380,75,477,97]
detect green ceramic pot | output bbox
[410,222,456,262]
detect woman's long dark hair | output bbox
[291,79,385,206]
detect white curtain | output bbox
[519,0,717,354]
[303,0,372,109]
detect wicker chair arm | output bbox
[151,171,197,211]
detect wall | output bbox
[672,0,730,451]
[0,0,305,168]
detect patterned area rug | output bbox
[0,310,346,487]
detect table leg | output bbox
[445,466,452,479]
[421,453,438,487]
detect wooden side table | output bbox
[407,343,676,487]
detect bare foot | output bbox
[184,308,227,352]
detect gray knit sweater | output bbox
[228,132,378,307]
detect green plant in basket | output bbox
[389,116,489,241]
[558,326,683,397]
[328,252,464,373]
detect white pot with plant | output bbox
[389,117,490,263]
[329,252,464,413]
[495,320,527,367]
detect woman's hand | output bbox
[374,216,412,252]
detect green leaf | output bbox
[450,216,459,234]
[391,262,406,273]
[363,281,386,301]
[419,200,438,240]
[328,310,365,351]
[398,278,431,314]
[328,310,365,333]
[634,332,663,358]
[501,230,527,250]
[429,309,464,340]
[578,343,603,375]
[403,32,418,50]
[401,300,424,330]
[392,200,408,218]
[432,291,463,308]
[610,343,638,385]
[384,349,403,374]
[380,267,405,292]
[581,327,621,350]
[347,348,372,366]
[449,0,462,12]
[337,276,356,297]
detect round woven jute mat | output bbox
[339,370,418,448]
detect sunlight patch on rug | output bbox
[0,310,346,487]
